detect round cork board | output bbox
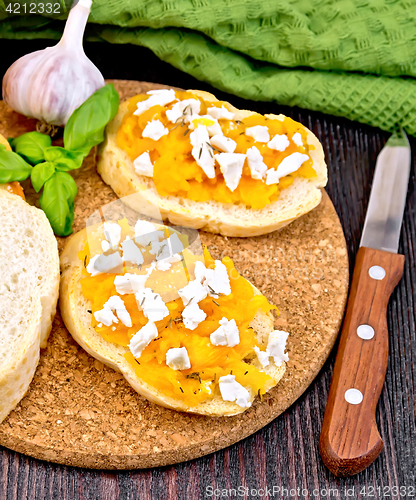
[0,81,349,469]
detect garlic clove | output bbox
[2,0,104,126]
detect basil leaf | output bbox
[9,131,52,165]
[64,84,120,155]
[0,146,32,183]
[39,172,78,237]
[31,162,56,193]
[44,147,84,171]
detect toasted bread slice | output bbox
[0,190,59,423]
[97,89,327,237]
[59,227,287,416]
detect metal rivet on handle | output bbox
[345,388,363,405]
[357,324,375,340]
[369,265,386,280]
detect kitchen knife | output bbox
[319,129,411,477]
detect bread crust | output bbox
[0,190,59,423]
[97,89,327,237]
[59,228,286,416]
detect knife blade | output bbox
[319,129,410,477]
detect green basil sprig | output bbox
[39,172,78,237]
[64,84,120,155]
[9,132,52,165]
[5,83,120,236]
[0,144,32,182]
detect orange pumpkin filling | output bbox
[80,221,278,407]
[116,90,317,209]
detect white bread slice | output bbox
[0,190,59,423]
[97,89,327,237]
[59,227,286,416]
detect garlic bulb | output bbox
[2,0,104,126]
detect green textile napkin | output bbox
[1,0,416,134]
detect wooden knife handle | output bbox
[319,247,404,477]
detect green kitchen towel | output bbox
[1,0,416,134]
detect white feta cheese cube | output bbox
[94,295,132,328]
[254,346,270,368]
[210,318,240,347]
[246,146,267,180]
[219,375,251,408]
[92,252,123,275]
[190,125,216,179]
[86,254,100,276]
[182,302,207,330]
[206,260,231,297]
[129,321,158,358]
[265,152,309,185]
[267,134,290,152]
[292,132,303,147]
[206,106,235,120]
[210,134,237,153]
[155,253,182,271]
[166,99,201,124]
[121,237,144,266]
[103,221,121,250]
[245,125,270,143]
[135,288,169,322]
[215,153,246,192]
[101,240,110,252]
[114,273,148,295]
[142,120,169,141]
[133,151,154,177]
[179,279,208,306]
[134,89,176,116]
[267,330,289,366]
[134,220,164,248]
[166,347,191,370]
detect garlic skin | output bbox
[2,0,104,126]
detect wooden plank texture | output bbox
[0,39,415,499]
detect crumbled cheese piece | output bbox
[135,288,169,322]
[292,132,303,147]
[182,302,207,330]
[134,89,176,116]
[103,222,121,250]
[166,99,201,124]
[166,347,191,370]
[267,134,289,152]
[101,240,110,252]
[178,279,208,306]
[210,318,240,347]
[134,220,164,247]
[190,116,222,136]
[89,252,123,275]
[254,330,289,368]
[133,151,153,177]
[215,153,246,192]
[254,346,270,368]
[114,273,148,295]
[266,152,309,185]
[94,295,132,327]
[121,237,144,266]
[267,330,289,366]
[246,146,267,180]
[142,120,169,141]
[210,134,237,153]
[155,254,182,271]
[245,125,270,143]
[206,106,235,121]
[150,238,169,259]
[167,233,184,256]
[190,125,216,179]
[194,260,231,297]
[219,375,251,408]
[129,321,158,358]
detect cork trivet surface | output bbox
[0,81,349,469]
